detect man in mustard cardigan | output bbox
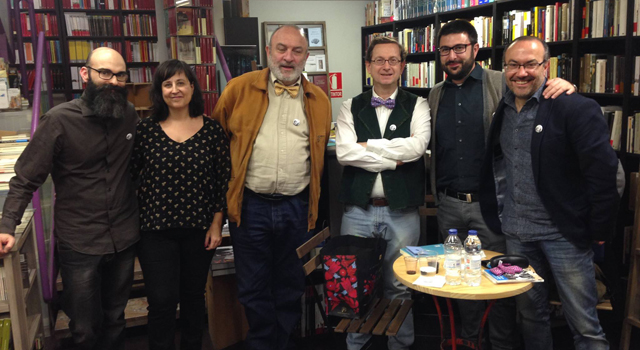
[212,25,331,350]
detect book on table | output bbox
[401,244,445,257]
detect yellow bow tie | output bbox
[274,82,300,98]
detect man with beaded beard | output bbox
[0,47,139,350]
[213,25,331,350]
[426,20,576,350]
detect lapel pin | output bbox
[293,119,300,126]
[390,124,397,131]
[535,125,543,133]
[126,133,133,140]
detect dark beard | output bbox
[82,79,129,119]
[443,58,475,81]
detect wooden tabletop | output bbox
[393,250,533,300]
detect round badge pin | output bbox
[535,125,543,133]
[126,133,133,140]
[390,124,397,131]
[293,119,300,126]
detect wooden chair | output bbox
[296,227,414,337]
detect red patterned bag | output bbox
[321,235,386,318]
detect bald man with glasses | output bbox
[0,47,139,350]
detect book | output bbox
[482,268,544,284]
[401,244,445,257]
[0,319,10,350]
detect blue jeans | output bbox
[137,229,215,350]
[341,204,419,350]
[57,241,135,350]
[437,194,518,350]
[230,188,310,350]
[506,235,609,350]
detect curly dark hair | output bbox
[150,59,204,122]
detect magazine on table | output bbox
[483,268,544,284]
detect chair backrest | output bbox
[296,227,331,276]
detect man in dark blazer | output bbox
[478,36,618,350]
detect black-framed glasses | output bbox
[371,57,401,66]
[504,60,547,72]
[86,66,129,82]
[438,43,471,56]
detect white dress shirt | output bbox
[335,88,431,198]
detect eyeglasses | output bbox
[370,57,401,66]
[86,66,129,82]
[504,60,547,72]
[438,43,471,56]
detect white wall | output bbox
[249,0,367,120]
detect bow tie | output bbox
[274,82,300,98]
[371,96,395,109]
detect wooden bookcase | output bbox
[0,211,44,350]
[262,21,331,97]
[163,0,219,113]
[10,0,159,102]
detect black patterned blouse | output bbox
[131,116,231,231]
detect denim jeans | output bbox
[506,235,609,350]
[437,194,518,350]
[137,228,214,350]
[230,188,310,350]
[57,241,136,350]
[341,204,419,350]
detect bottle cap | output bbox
[469,230,478,235]
[448,229,458,235]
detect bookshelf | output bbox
[263,21,331,97]
[163,0,219,113]
[221,45,259,78]
[360,0,640,154]
[10,0,160,101]
[0,210,44,350]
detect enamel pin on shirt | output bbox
[390,124,397,131]
[293,119,300,126]
[535,125,543,133]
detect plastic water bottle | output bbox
[444,229,463,286]
[463,230,483,286]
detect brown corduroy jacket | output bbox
[212,68,332,230]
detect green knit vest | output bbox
[339,89,425,210]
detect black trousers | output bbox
[58,241,136,350]
[138,228,215,350]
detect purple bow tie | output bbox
[371,96,395,109]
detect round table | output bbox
[393,250,533,350]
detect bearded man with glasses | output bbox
[427,20,576,350]
[478,35,617,350]
[336,36,430,350]
[0,47,139,350]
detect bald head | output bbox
[86,47,126,68]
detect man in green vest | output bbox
[335,36,430,350]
